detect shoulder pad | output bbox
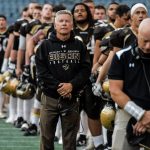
[26,19,41,34]
[75,36,83,42]
[29,19,37,23]
[16,18,24,22]
[30,25,41,35]
[7,24,14,33]
[22,22,28,27]
[94,25,112,41]
[110,27,132,48]
[14,19,28,32]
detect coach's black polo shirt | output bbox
[108,46,150,110]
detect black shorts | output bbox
[13,36,19,51]
[0,51,4,72]
[80,83,105,120]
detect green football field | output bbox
[0,119,62,150]
[0,119,84,150]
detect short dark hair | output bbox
[116,4,130,17]
[107,1,119,9]
[82,0,94,3]
[0,15,7,20]
[95,5,106,13]
[53,4,66,13]
[42,3,53,10]
[34,5,42,11]
[22,6,28,12]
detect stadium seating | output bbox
[0,0,149,24]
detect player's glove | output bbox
[92,82,102,97]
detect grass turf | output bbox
[0,119,84,150]
[0,119,62,150]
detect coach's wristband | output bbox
[124,101,145,121]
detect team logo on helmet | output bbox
[16,82,35,100]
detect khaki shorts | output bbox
[112,109,140,150]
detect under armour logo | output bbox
[61,45,66,48]
[129,63,135,68]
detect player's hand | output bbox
[92,82,102,97]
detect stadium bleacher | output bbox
[0,0,149,24]
[0,1,149,150]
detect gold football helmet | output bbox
[16,82,35,100]
[0,74,4,83]
[9,78,20,97]
[100,103,116,130]
[0,76,11,95]
[2,71,12,78]
[0,71,13,94]
[102,80,109,93]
